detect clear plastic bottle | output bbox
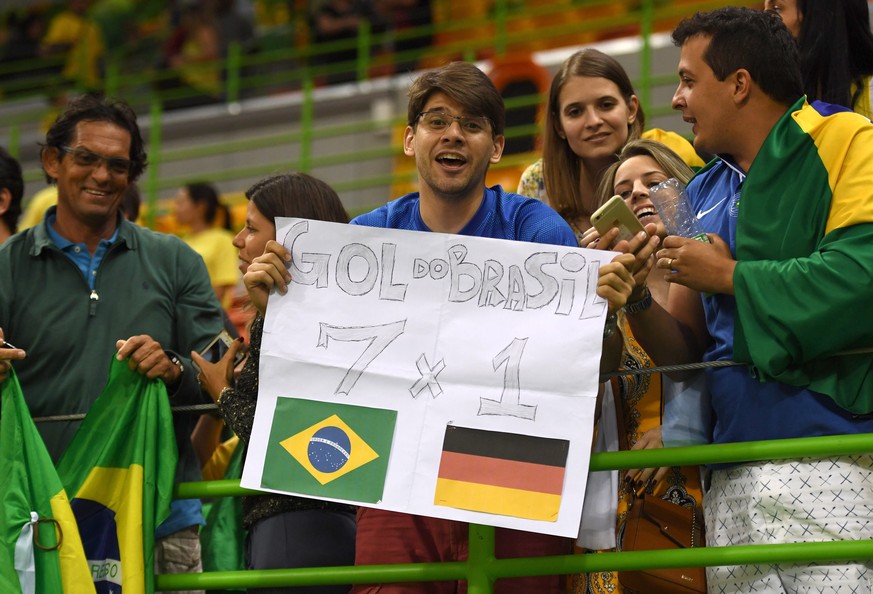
[649,178,710,243]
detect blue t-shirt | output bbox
[351,185,577,247]
[688,159,873,449]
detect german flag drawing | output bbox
[434,426,568,522]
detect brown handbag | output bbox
[617,490,706,594]
[610,378,707,594]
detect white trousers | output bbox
[705,455,873,594]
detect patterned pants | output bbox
[705,455,873,594]
[154,525,205,594]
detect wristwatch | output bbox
[623,287,653,315]
[169,355,185,378]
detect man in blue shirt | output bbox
[351,60,579,594]
[244,60,638,594]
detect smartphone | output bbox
[590,195,646,243]
[199,330,245,367]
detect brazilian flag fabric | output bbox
[200,436,244,591]
[1,368,94,594]
[732,98,873,413]
[56,359,178,593]
[261,397,396,503]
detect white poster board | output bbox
[241,218,615,537]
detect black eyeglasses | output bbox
[58,145,132,176]
[416,111,491,135]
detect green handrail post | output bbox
[494,0,508,58]
[639,0,654,113]
[105,58,120,99]
[226,41,242,104]
[357,20,372,82]
[467,524,496,594]
[146,98,163,230]
[8,125,20,159]
[300,73,314,172]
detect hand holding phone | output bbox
[191,330,247,402]
[199,330,246,368]
[591,195,646,244]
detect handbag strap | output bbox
[609,377,641,507]
[610,377,630,452]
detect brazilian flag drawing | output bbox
[1,367,94,594]
[260,398,396,503]
[56,358,178,594]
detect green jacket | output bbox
[0,209,225,485]
[732,99,873,413]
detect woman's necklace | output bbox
[566,215,589,244]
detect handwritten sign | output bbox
[241,218,615,537]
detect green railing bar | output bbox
[150,160,402,197]
[6,0,757,213]
[0,0,755,125]
[486,540,873,577]
[522,0,616,19]
[145,118,541,195]
[502,123,543,141]
[299,73,314,173]
[357,20,372,82]
[0,71,66,99]
[0,54,63,76]
[425,12,639,61]
[226,42,242,104]
[175,478,260,499]
[154,538,873,591]
[145,98,162,230]
[157,116,404,163]
[502,94,545,110]
[639,0,654,112]
[157,560,469,591]
[0,9,640,126]
[105,59,120,99]
[589,432,873,471]
[8,125,19,159]
[176,433,873,500]
[144,112,533,173]
[655,0,758,21]
[494,0,508,58]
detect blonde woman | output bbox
[571,139,706,594]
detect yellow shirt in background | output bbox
[201,435,240,482]
[183,227,240,307]
[41,10,105,88]
[19,186,59,230]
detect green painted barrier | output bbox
[160,433,873,591]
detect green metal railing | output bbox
[3,0,759,223]
[157,433,873,591]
